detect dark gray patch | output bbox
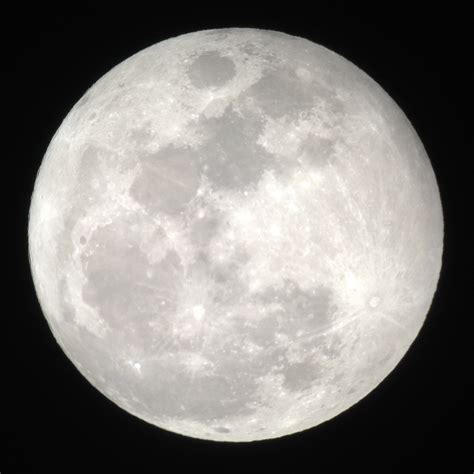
[246,68,315,118]
[239,42,277,62]
[374,347,395,368]
[189,214,221,250]
[202,30,232,41]
[214,426,230,433]
[248,314,280,347]
[129,123,153,148]
[81,218,184,343]
[299,136,336,167]
[320,333,343,359]
[79,146,100,181]
[240,42,263,56]
[198,106,273,189]
[187,51,236,89]
[79,235,87,245]
[324,93,346,117]
[212,249,250,286]
[257,280,334,338]
[282,360,322,392]
[175,251,248,324]
[137,360,258,423]
[130,146,201,215]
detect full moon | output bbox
[28,28,443,441]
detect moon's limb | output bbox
[28,28,443,442]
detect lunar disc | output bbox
[28,28,443,442]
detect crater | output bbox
[239,42,277,62]
[369,296,381,308]
[187,51,236,89]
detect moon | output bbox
[28,28,443,442]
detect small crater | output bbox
[296,67,312,82]
[187,51,236,89]
[369,296,381,308]
[79,235,87,245]
[240,42,261,56]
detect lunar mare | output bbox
[28,28,443,442]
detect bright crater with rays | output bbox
[28,28,443,442]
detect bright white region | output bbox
[192,305,206,320]
[369,296,381,308]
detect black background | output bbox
[6,3,471,473]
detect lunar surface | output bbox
[28,28,443,441]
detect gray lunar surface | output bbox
[28,28,443,441]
